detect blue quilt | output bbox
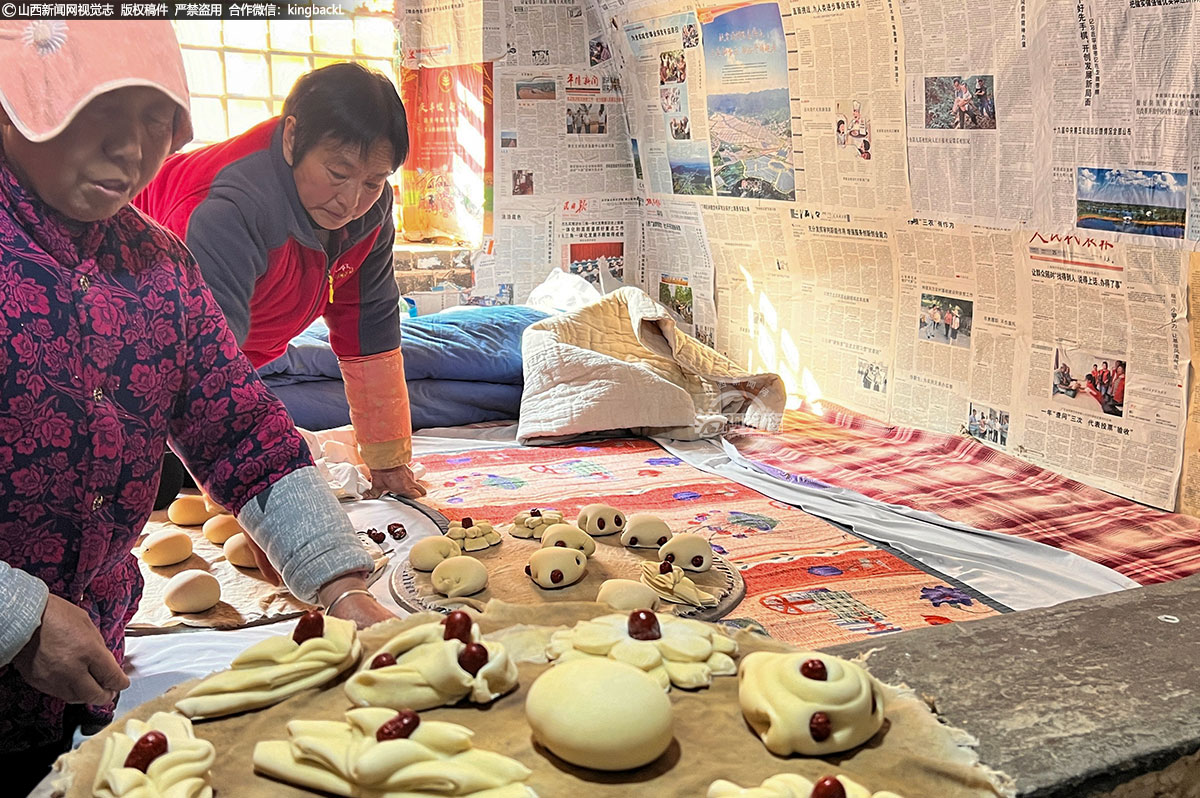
[259,305,548,431]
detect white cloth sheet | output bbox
[659,438,1137,611]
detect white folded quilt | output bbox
[517,287,784,443]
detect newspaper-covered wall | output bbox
[471,0,1199,511]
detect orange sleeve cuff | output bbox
[339,348,413,470]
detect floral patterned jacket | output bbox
[0,152,312,750]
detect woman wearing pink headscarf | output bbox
[0,21,395,789]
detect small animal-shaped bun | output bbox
[526,548,587,589]
[576,503,626,536]
[620,513,672,549]
[659,533,713,572]
[540,523,596,557]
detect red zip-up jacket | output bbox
[134,117,401,368]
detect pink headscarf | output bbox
[0,20,192,151]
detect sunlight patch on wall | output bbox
[778,328,800,394]
[801,368,826,416]
[455,117,487,170]
[739,266,755,294]
[757,290,777,331]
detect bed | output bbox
[34,299,1200,795]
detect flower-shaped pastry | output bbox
[509,508,564,540]
[93,712,215,798]
[709,773,905,798]
[176,612,360,719]
[447,516,502,552]
[253,707,535,798]
[546,610,737,690]
[639,560,717,608]
[738,651,884,756]
[345,613,518,711]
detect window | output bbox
[173,11,400,149]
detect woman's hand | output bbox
[11,595,130,706]
[244,533,282,586]
[317,574,396,629]
[365,463,427,499]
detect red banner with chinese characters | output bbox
[399,63,489,244]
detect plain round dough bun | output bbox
[431,556,488,598]
[140,529,193,567]
[167,495,220,526]
[596,579,660,611]
[164,570,221,613]
[526,658,673,770]
[203,514,244,545]
[410,536,461,571]
[223,533,259,569]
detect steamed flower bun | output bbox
[738,650,884,756]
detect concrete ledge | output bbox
[825,574,1200,797]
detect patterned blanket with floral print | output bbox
[416,436,1002,648]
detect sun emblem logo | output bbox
[22,21,69,55]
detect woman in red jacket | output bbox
[136,63,424,498]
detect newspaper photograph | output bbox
[784,0,908,211]
[495,68,635,198]
[1032,0,1200,241]
[401,0,506,67]
[698,2,797,201]
[900,0,1035,224]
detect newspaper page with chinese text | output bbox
[785,0,909,211]
[1032,0,1200,243]
[900,0,1035,224]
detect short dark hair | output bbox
[282,62,409,170]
